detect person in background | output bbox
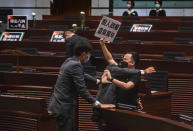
[122,0,138,16]
[48,39,115,131]
[65,31,83,58]
[149,0,166,16]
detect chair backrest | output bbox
[145,71,168,92]
[173,37,193,44]
[127,40,141,44]
[83,66,96,76]
[178,27,193,33]
[16,48,38,55]
[120,26,131,31]
[0,63,13,72]
[122,17,140,22]
[48,25,68,31]
[29,35,50,42]
[163,52,185,61]
[113,37,122,44]
[93,50,104,57]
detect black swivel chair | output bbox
[145,71,168,92]
[0,63,13,72]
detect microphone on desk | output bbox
[116,103,146,114]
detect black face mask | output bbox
[118,61,128,68]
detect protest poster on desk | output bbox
[130,24,152,32]
[0,32,25,41]
[95,16,121,42]
[7,15,28,30]
[50,31,65,42]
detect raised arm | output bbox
[99,38,117,65]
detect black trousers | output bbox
[56,115,73,131]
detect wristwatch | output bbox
[93,100,101,108]
[108,77,114,82]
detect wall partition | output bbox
[91,0,193,16]
[0,0,50,20]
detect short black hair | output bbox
[131,0,135,7]
[125,52,140,65]
[73,38,92,56]
[155,0,162,6]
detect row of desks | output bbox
[27,20,193,31]
[15,30,193,42]
[0,41,193,56]
[0,54,192,74]
[42,15,193,22]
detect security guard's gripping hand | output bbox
[99,103,115,109]
[144,67,156,74]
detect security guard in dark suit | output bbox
[48,39,115,131]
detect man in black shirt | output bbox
[98,38,155,106]
[149,0,166,16]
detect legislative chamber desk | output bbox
[43,15,193,23]
[101,108,193,131]
[1,41,193,57]
[0,71,172,131]
[20,30,193,42]
[28,19,193,31]
[0,94,56,131]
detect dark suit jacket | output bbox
[149,9,166,16]
[48,57,96,117]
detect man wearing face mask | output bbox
[64,30,100,84]
[48,39,115,131]
[92,39,155,130]
[98,38,155,106]
[149,0,166,16]
[122,0,138,16]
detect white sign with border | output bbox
[95,16,121,42]
[7,15,28,30]
[130,24,152,32]
[50,31,65,42]
[0,32,25,41]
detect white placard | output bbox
[95,16,121,42]
[50,31,65,42]
[130,24,152,32]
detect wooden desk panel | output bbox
[42,15,193,23]
[0,41,193,57]
[0,55,192,74]
[101,109,193,131]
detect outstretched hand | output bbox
[99,104,115,109]
[145,67,156,74]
